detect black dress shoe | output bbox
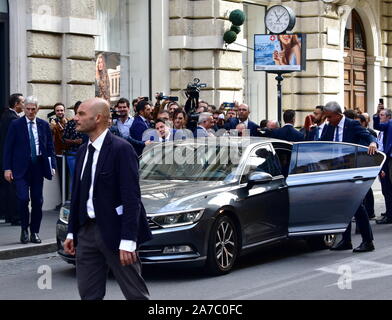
[20,230,29,244]
[353,241,375,253]
[30,233,42,244]
[376,216,392,224]
[330,239,353,251]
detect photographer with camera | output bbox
[184,78,207,132]
[111,98,134,140]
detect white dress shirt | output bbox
[116,116,134,139]
[317,122,326,140]
[26,117,40,156]
[334,116,345,142]
[67,129,136,252]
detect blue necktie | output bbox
[335,126,340,142]
[29,121,37,163]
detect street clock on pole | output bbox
[265,5,296,34]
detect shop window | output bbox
[95,0,150,105]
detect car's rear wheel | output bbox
[307,234,337,250]
[205,215,239,276]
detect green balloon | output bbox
[229,9,246,26]
[223,30,237,44]
[230,25,241,34]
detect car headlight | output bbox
[149,208,205,228]
[59,207,70,224]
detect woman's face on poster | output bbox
[279,35,292,46]
[98,56,105,71]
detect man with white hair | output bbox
[3,96,56,244]
[195,112,215,137]
[321,101,377,253]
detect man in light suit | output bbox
[194,112,216,138]
[64,98,152,300]
[321,101,377,253]
[3,96,56,244]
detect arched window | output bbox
[0,0,9,112]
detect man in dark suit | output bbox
[373,106,392,224]
[3,96,56,244]
[306,105,327,141]
[0,94,24,225]
[64,98,152,300]
[129,100,153,156]
[268,109,305,142]
[224,104,260,137]
[321,101,377,253]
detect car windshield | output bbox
[140,142,245,182]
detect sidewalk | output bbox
[0,210,59,260]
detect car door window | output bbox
[290,143,357,174]
[241,145,282,183]
[357,146,384,168]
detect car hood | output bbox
[140,180,229,214]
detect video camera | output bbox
[110,108,121,120]
[156,93,179,102]
[185,78,207,99]
[184,78,208,132]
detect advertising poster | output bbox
[254,34,306,72]
[95,52,121,105]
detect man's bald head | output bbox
[83,98,110,118]
[75,98,111,139]
[238,103,251,122]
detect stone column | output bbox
[25,0,96,114]
[169,0,245,107]
[381,0,392,108]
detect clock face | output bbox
[265,5,293,34]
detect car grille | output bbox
[148,217,162,230]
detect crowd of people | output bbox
[1,94,391,247]
[1,91,392,300]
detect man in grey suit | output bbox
[64,98,152,300]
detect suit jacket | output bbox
[373,115,392,154]
[129,116,151,155]
[67,132,152,250]
[3,116,56,180]
[321,117,376,146]
[224,118,260,137]
[0,109,19,170]
[268,124,305,142]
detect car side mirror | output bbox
[247,172,273,189]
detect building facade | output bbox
[1,0,391,208]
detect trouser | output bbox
[55,156,63,201]
[76,220,149,301]
[66,154,77,193]
[14,158,44,233]
[364,188,375,218]
[381,158,392,218]
[343,203,373,243]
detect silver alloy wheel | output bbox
[215,220,236,270]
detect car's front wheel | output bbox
[205,215,239,276]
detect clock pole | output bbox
[276,72,284,124]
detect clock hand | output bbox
[276,12,287,23]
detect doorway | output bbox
[0,0,9,114]
[344,10,367,112]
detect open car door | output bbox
[286,142,385,236]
